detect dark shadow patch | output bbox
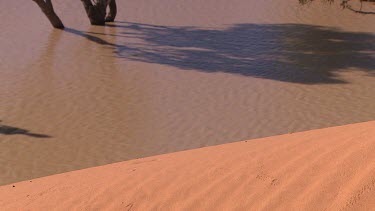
[0,121,51,138]
[64,23,374,84]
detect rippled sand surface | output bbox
[1,121,375,210]
[0,0,374,185]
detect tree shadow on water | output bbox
[66,22,375,84]
[0,121,51,138]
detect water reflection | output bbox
[65,23,374,84]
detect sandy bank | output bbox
[1,121,374,210]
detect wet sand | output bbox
[1,121,374,210]
[0,0,375,185]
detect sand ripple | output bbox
[1,121,374,210]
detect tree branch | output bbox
[32,0,64,29]
[81,0,107,25]
[105,0,117,22]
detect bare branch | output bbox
[105,0,117,22]
[299,0,375,15]
[32,0,64,29]
[81,0,107,25]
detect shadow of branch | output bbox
[0,121,52,139]
[63,22,374,84]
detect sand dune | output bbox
[1,121,374,210]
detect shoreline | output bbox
[1,121,374,210]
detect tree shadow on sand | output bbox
[0,121,51,138]
[65,22,374,84]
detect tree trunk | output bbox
[105,0,117,22]
[33,0,64,29]
[81,0,107,25]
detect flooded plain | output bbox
[0,0,374,185]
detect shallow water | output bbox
[0,0,374,185]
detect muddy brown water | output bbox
[0,0,374,185]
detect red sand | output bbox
[1,121,374,210]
